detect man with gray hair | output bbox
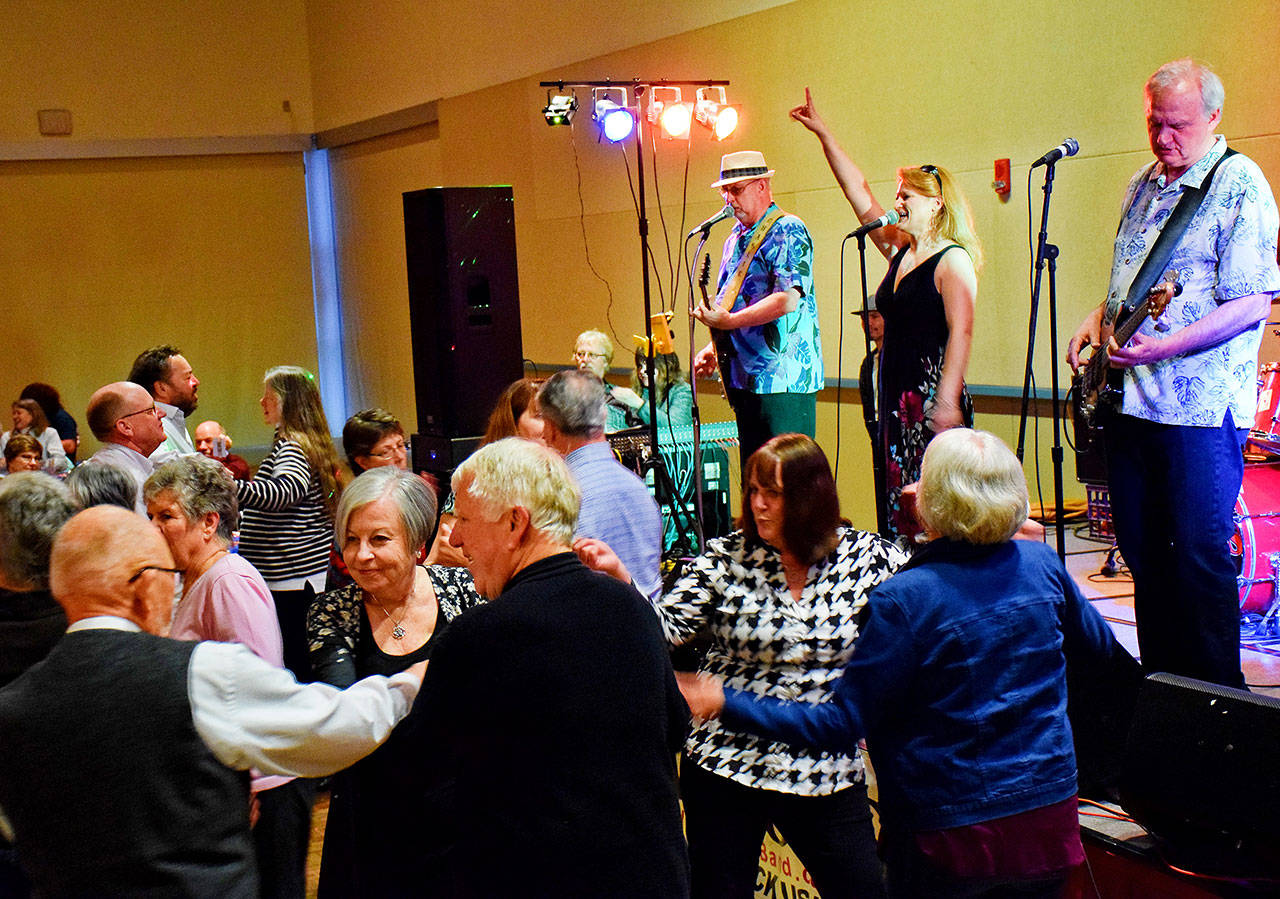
[430,437,690,896]
[538,369,663,598]
[1067,58,1280,687]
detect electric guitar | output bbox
[1072,274,1181,431]
[699,254,737,402]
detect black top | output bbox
[309,568,483,898]
[419,552,692,897]
[0,588,66,688]
[875,245,974,538]
[49,409,77,462]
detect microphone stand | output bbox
[849,231,890,537]
[685,229,714,554]
[1015,161,1067,560]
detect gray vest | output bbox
[0,628,256,897]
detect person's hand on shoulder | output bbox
[573,537,631,585]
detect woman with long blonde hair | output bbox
[236,365,343,681]
[792,88,981,541]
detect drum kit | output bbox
[1237,361,1280,638]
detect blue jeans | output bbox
[1103,411,1245,688]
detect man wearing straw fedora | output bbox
[693,150,821,466]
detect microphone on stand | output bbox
[687,205,734,237]
[1031,138,1080,169]
[849,210,900,239]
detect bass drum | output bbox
[1231,462,1280,613]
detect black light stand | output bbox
[1015,161,1068,560]
[541,78,729,556]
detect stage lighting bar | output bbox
[695,86,738,141]
[646,86,692,140]
[592,87,635,143]
[543,91,578,126]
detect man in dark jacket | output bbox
[434,437,691,897]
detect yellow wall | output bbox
[0,153,317,455]
[303,0,795,131]
[313,0,1280,527]
[0,0,313,140]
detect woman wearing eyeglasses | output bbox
[792,89,980,542]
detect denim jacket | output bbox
[723,538,1120,831]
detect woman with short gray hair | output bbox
[306,465,482,896]
[142,455,307,897]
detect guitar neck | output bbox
[1084,303,1150,391]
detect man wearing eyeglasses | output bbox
[0,505,424,896]
[83,381,167,514]
[573,329,632,432]
[693,150,821,467]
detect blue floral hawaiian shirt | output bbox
[1108,136,1280,427]
[716,205,822,394]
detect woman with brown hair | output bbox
[1,400,69,473]
[236,365,343,682]
[2,434,44,474]
[577,433,905,898]
[683,430,1129,897]
[481,378,543,445]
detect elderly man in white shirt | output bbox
[83,381,167,514]
[0,505,422,897]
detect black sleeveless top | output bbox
[874,244,974,539]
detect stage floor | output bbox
[1058,527,1280,698]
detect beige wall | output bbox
[0,153,317,455]
[304,0,796,132]
[0,0,313,140]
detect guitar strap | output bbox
[719,206,787,308]
[1104,148,1237,328]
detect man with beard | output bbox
[129,344,200,463]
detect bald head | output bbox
[50,505,176,632]
[194,420,228,458]
[86,381,165,454]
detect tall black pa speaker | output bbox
[403,186,523,471]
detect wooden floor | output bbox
[1059,525,1280,697]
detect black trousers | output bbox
[727,389,817,470]
[680,758,885,899]
[253,778,315,899]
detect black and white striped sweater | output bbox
[236,437,333,588]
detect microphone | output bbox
[688,205,734,237]
[1031,138,1079,169]
[849,210,900,238]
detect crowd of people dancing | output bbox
[0,55,1277,899]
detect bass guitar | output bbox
[1072,274,1181,434]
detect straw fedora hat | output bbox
[711,150,776,188]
